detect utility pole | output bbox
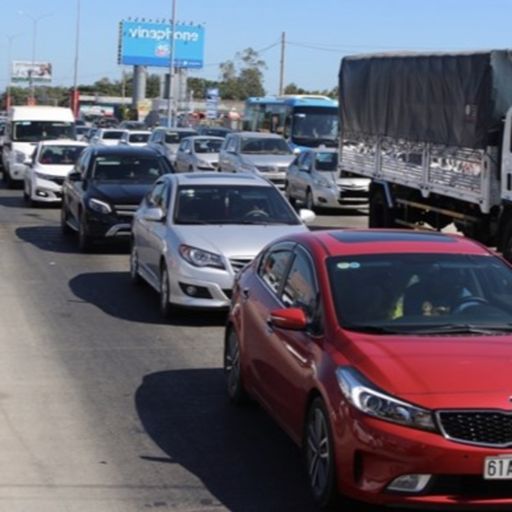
[167,0,177,128]
[6,34,20,110]
[279,31,286,96]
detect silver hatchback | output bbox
[130,172,315,315]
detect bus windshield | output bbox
[13,121,75,142]
[291,107,338,146]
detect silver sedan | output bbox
[174,136,224,172]
[130,172,315,315]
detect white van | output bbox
[2,106,75,187]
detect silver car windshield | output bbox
[240,138,291,155]
[328,253,512,334]
[315,152,338,171]
[174,185,300,225]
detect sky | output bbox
[1,0,512,96]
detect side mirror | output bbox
[269,307,308,330]
[299,208,316,225]
[293,147,301,155]
[143,206,165,222]
[68,171,81,182]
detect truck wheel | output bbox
[369,188,397,228]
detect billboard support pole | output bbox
[72,0,81,117]
[167,0,177,128]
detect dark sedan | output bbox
[61,146,173,251]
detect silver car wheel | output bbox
[159,265,171,318]
[130,245,142,285]
[224,328,247,404]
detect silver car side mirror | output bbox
[143,207,165,222]
[299,208,316,225]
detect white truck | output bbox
[338,50,512,260]
[2,106,75,187]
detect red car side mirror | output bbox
[269,308,308,330]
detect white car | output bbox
[118,130,151,147]
[286,148,370,210]
[23,140,87,205]
[90,129,127,146]
[130,172,315,315]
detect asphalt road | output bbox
[1,183,458,512]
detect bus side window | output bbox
[284,115,292,139]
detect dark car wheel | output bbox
[130,243,143,285]
[224,326,248,404]
[78,212,93,252]
[306,189,315,211]
[305,397,338,509]
[159,264,172,318]
[285,182,297,208]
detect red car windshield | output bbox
[327,253,512,333]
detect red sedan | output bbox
[224,229,512,509]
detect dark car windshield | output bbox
[128,133,150,143]
[39,145,85,165]
[174,185,299,225]
[328,253,512,334]
[102,131,124,140]
[165,131,197,144]
[13,121,75,142]
[315,152,338,171]
[91,155,170,182]
[241,137,291,155]
[194,139,223,153]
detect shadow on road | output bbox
[69,271,227,326]
[135,368,317,512]
[16,225,130,255]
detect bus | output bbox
[243,95,339,149]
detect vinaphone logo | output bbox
[127,25,199,43]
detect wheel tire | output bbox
[129,243,143,285]
[189,166,194,173]
[78,212,93,252]
[304,398,338,509]
[159,264,173,318]
[224,327,248,405]
[285,182,297,208]
[369,188,397,228]
[305,189,315,211]
[4,170,14,189]
[23,183,30,202]
[60,204,72,235]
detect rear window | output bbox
[102,131,124,140]
[38,145,85,165]
[129,133,150,143]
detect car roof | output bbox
[87,145,160,157]
[154,127,198,133]
[37,139,88,147]
[285,229,492,257]
[183,135,225,142]
[168,172,274,187]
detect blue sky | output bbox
[1,0,512,95]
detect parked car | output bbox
[90,129,127,147]
[174,136,224,172]
[23,140,87,205]
[75,125,90,142]
[225,229,512,509]
[146,127,198,164]
[130,172,315,316]
[61,146,172,251]
[118,130,151,147]
[196,126,231,138]
[218,131,295,190]
[286,148,370,210]
[119,121,146,131]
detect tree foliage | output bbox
[284,82,338,99]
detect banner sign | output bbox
[118,21,204,69]
[12,61,52,83]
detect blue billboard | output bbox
[119,21,204,68]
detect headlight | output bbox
[336,367,437,432]
[197,159,213,169]
[88,198,112,214]
[179,244,225,269]
[15,150,28,164]
[240,163,258,173]
[313,177,333,189]
[35,171,57,181]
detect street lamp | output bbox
[72,0,81,117]
[18,10,53,103]
[167,0,177,128]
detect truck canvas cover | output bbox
[339,50,512,149]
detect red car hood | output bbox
[342,331,512,410]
